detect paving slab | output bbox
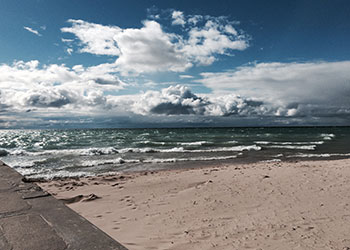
[0,192,30,215]
[0,213,67,250]
[0,178,14,191]
[28,195,128,250]
[0,162,23,184]
[0,231,11,250]
[0,161,128,250]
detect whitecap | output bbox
[265,145,316,150]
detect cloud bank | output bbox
[199,61,350,117]
[1,59,350,128]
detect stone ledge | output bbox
[0,161,128,250]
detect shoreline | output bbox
[28,156,350,182]
[38,158,350,249]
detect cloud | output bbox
[183,20,248,65]
[171,10,185,26]
[22,88,77,108]
[129,85,271,117]
[205,94,267,117]
[188,15,203,25]
[61,11,249,75]
[198,61,350,117]
[61,38,74,43]
[179,75,194,79]
[131,85,208,115]
[66,48,73,55]
[113,20,190,74]
[2,58,349,125]
[61,19,121,56]
[0,60,125,113]
[23,26,42,36]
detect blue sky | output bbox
[0,0,350,128]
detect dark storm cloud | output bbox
[23,89,76,108]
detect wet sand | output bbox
[38,159,350,250]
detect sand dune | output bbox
[39,159,350,250]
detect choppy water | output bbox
[0,127,349,180]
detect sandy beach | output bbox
[38,159,350,250]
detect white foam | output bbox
[118,145,261,154]
[27,170,94,180]
[255,141,324,145]
[139,141,166,145]
[288,153,350,158]
[201,145,260,152]
[260,159,282,163]
[178,141,208,146]
[266,145,317,150]
[320,133,335,140]
[118,147,158,153]
[8,147,119,156]
[142,155,238,163]
[13,166,41,175]
[160,147,185,153]
[80,158,140,167]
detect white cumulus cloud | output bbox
[61,11,249,75]
[0,60,125,113]
[171,10,186,26]
[61,19,121,56]
[129,85,272,117]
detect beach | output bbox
[38,158,350,250]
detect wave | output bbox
[4,147,119,157]
[89,145,261,154]
[265,145,316,150]
[24,170,94,181]
[191,145,261,152]
[138,141,166,145]
[0,149,8,156]
[255,141,324,145]
[320,133,335,140]
[78,154,241,167]
[0,144,272,157]
[6,158,49,168]
[80,158,140,167]
[177,141,209,146]
[228,140,238,144]
[118,147,159,153]
[260,159,282,163]
[142,155,238,163]
[14,167,42,176]
[288,153,350,158]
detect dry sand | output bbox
[38,159,350,250]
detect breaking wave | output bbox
[320,133,335,140]
[80,155,239,166]
[265,145,317,150]
[255,141,324,145]
[288,153,350,158]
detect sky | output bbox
[0,0,350,128]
